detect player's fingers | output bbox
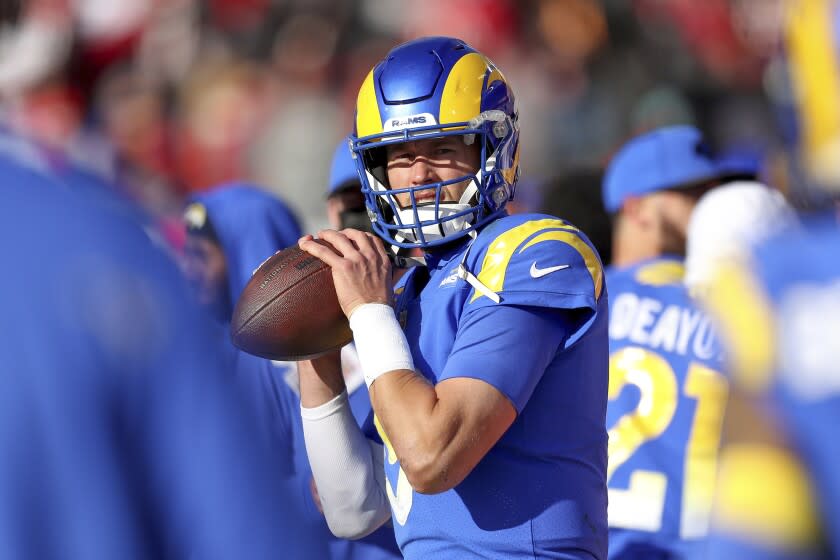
[316,229,362,261]
[299,236,343,268]
[349,230,390,267]
[341,228,382,262]
[365,231,392,263]
[297,234,315,247]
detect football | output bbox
[231,240,352,360]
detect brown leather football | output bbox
[231,240,352,360]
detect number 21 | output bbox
[607,347,728,537]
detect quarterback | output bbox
[296,36,609,559]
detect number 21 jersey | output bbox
[605,257,728,559]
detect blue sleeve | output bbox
[466,217,605,315]
[236,356,297,476]
[439,304,571,413]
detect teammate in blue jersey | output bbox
[700,2,840,557]
[293,37,609,559]
[183,183,305,473]
[0,145,328,559]
[183,182,401,560]
[702,219,840,559]
[604,261,727,558]
[601,125,734,558]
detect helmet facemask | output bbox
[353,110,518,250]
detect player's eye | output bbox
[388,152,412,164]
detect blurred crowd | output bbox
[0,0,794,245]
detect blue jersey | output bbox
[370,213,609,559]
[604,258,728,559]
[704,218,840,559]
[0,150,329,559]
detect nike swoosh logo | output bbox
[530,262,570,278]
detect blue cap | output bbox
[328,139,361,195]
[715,146,762,179]
[603,125,723,213]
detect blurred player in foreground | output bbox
[295,36,609,559]
[700,1,840,557]
[601,125,733,558]
[0,140,327,559]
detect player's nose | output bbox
[410,158,436,186]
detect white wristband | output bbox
[349,303,414,388]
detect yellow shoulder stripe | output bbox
[714,443,820,551]
[702,262,775,393]
[470,219,603,303]
[635,261,685,286]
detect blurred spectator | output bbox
[95,63,180,213]
[400,0,519,59]
[174,57,270,192]
[0,0,794,246]
[0,0,72,99]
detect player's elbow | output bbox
[323,504,388,540]
[319,484,392,540]
[324,515,372,540]
[402,451,466,495]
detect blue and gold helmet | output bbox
[350,36,520,249]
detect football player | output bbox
[601,125,733,558]
[294,36,610,559]
[701,1,840,557]
[0,139,329,559]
